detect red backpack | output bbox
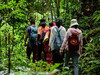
[68,34,79,51]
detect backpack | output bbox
[68,34,79,51]
[43,29,51,44]
[54,27,63,50]
[41,27,47,41]
[29,26,37,42]
[41,32,45,40]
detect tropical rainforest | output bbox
[0,0,100,75]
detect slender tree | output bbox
[5,22,7,57]
[50,0,53,22]
[8,33,11,73]
[55,0,60,17]
[0,27,1,55]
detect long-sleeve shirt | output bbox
[60,28,83,55]
[49,26,66,51]
[38,26,49,40]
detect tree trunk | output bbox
[11,16,15,52]
[0,29,2,53]
[0,29,1,54]
[8,33,11,73]
[64,0,68,22]
[5,25,7,57]
[50,0,53,22]
[55,0,60,17]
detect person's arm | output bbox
[49,27,56,48]
[62,27,66,39]
[49,28,53,47]
[60,32,67,54]
[37,27,41,40]
[25,33,29,46]
[60,29,69,55]
[79,32,83,54]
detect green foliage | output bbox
[29,60,60,72]
[78,10,100,32]
[93,11,100,27]
[93,11,100,22]
[0,0,99,75]
[79,42,100,74]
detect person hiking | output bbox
[60,19,83,75]
[43,22,55,64]
[24,19,38,62]
[37,19,49,61]
[49,19,66,64]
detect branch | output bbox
[83,27,100,45]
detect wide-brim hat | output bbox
[70,19,79,27]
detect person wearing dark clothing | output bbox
[25,19,38,62]
[37,19,49,60]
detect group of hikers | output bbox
[24,18,83,75]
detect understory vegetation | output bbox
[0,0,100,75]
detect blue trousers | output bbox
[63,51,80,75]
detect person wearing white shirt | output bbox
[49,19,66,64]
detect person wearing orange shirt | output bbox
[37,19,49,60]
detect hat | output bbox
[53,22,56,26]
[56,19,62,23]
[40,18,45,22]
[40,22,46,26]
[39,18,46,26]
[70,19,79,27]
